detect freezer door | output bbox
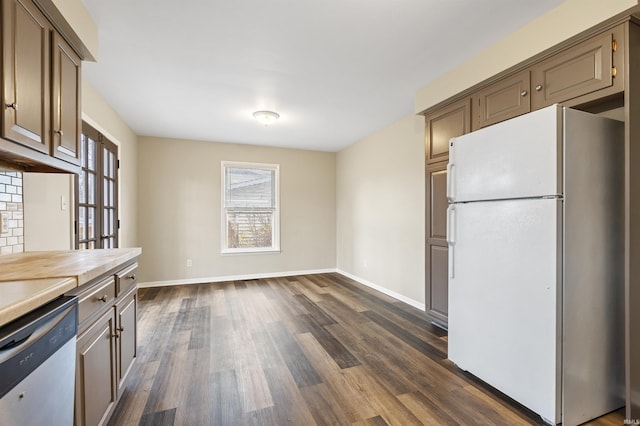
[448,198,562,424]
[447,105,562,203]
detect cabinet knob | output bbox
[98,294,108,302]
[127,274,136,280]
[535,84,543,92]
[5,102,17,110]
[112,332,120,339]
[54,130,64,136]
[118,326,125,332]
[520,90,528,97]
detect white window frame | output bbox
[221,161,280,254]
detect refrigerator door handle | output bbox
[447,205,455,278]
[446,163,455,202]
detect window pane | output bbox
[80,135,87,167]
[109,181,114,206]
[79,207,86,240]
[88,139,96,171]
[88,208,95,238]
[110,152,115,178]
[79,171,86,204]
[79,242,87,250]
[104,178,108,206]
[88,173,95,204]
[226,211,273,249]
[225,167,275,208]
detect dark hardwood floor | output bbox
[108,273,625,425]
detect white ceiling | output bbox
[81,0,565,152]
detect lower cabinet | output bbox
[70,261,138,426]
[75,308,117,426]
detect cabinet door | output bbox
[531,29,618,110]
[1,0,50,153]
[426,162,449,327]
[473,71,530,130]
[116,287,137,394]
[76,308,117,426]
[51,32,81,165]
[425,98,470,164]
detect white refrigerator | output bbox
[446,105,624,425]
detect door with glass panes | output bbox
[77,123,118,249]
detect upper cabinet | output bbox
[1,0,82,170]
[425,98,471,164]
[473,71,531,130]
[1,0,51,153]
[51,32,81,166]
[531,26,623,110]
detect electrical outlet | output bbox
[186,258,192,267]
[1,212,9,234]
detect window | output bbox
[76,122,119,249]
[222,162,279,253]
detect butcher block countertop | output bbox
[0,248,141,327]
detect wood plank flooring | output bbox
[107,273,625,425]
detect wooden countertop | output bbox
[0,248,141,285]
[0,277,77,327]
[0,248,141,327]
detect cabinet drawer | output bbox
[116,262,138,296]
[77,276,116,325]
[531,29,618,110]
[473,70,530,130]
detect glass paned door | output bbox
[76,123,118,249]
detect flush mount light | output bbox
[253,110,280,126]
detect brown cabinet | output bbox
[426,163,450,326]
[1,0,51,153]
[115,287,137,394]
[1,0,81,168]
[473,71,531,130]
[68,260,138,426]
[425,98,471,164]
[75,307,117,426]
[51,31,81,165]
[531,26,623,110]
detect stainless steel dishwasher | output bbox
[0,295,78,425]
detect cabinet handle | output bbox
[5,102,17,110]
[98,294,108,302]
[127,274,136,280]
[54,130,64,136]
[612,66,617,78]
[535,84,543,92]
[520,90,528,97]
[112,332,120,339]
[118,326,125,332]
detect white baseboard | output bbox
[336,269,426,311]
[139,268,425,312]
[137,268,337,288]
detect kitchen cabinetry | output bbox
[425,98,471,165]
[71,261,138,426]
[531,26,623,110]
[426,162,449,326]
[0,0,81,171]
[423,22,626,327]
[473,71,530,130]
[1,0,50,153]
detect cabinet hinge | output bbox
[117,220,121,229]
[117,160,120,169]
[612,39,617,52]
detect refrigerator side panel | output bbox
[562,108,625,425]
[448,198,562,423]
[448,104,562,203]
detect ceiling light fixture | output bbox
[253,110,280,126]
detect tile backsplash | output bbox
[0,170,24,255]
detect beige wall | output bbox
[23,173,73,251]
[336,114,425,306]
[415,0,639,113]
[82,79,138,248]
[137,137,336,284]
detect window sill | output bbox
[221,247,281,256]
